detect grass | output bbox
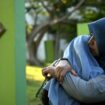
[26,66,45,105]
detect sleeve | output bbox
[62,73,105,103]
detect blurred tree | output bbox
[25,0,105,66]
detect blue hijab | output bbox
[88,18,105,70]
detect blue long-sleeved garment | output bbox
[44,35,105,105]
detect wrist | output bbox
[52,58,69,67]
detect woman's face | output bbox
[88,36,99,57]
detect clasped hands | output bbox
[42,60,77,83]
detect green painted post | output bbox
[15,0,27,105]
[45,40,55,63]
[77,23,89,35]
[0,0,27,105]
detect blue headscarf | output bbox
[88,18,105,69]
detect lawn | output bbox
[26,66,45,105]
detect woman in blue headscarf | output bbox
[42,18,105,105]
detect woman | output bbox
[42,18,105,105]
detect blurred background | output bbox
[25,0,105,105]
[0,0,105,105]
[25,0,105,66]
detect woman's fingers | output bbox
[42,66,56,79]
[42,64,77,82]
[42,67,48,77]
[59,72,64,83]
[70,69,77,76]
[56,66,66,83]
[55,66,62,81]
[55,66,77,83]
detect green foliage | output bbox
[79,0,105,22]
[26,0,105,24]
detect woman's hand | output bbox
[42,59,77,82]
[55,60,77,83]
[42,66,56,80]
